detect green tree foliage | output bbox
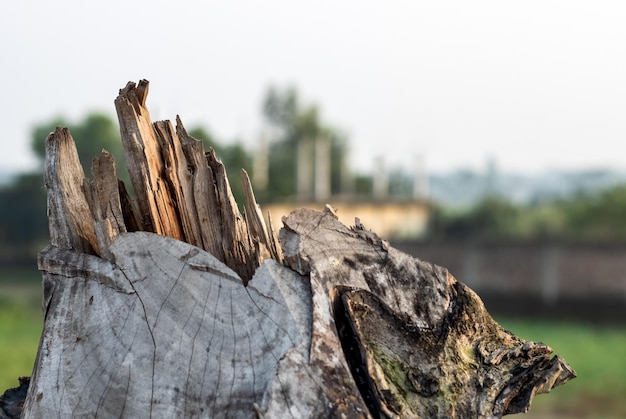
[388,168,414,198]
[262,86,349,201]
[556,185,626,241]
[429,197,523,240]
[352,174,374,197]
[429,184,626,242]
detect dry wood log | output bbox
[15,80,575,418]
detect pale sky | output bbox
[1,1,625,175]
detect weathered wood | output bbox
[279,206,576,417]
[118,178,142,233]
[154,118,198,246]
[176,118,224,258]
[19,79,575,418]
[24,234,309,418]
[89,150,127,260]
[241,169,281,265]
[115,80,184,240]
[204,148,259,282]
[44,127,98,255]
[56,79,278,281]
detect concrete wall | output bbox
[393,240,626,324]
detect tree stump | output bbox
[12,80,574,418]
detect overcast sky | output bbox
[1,1,625,176]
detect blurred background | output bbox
[1,1,625,417]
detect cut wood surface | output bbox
[14,80,575,418]
[28,235,307,418]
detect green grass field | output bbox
[1,270,625,417]
[499,317,626,418]
[0,269,42,392]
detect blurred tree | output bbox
[388,168,413,198]
[556,185,626,241]
[353,174,373,197]
[261,86,349,202]
[263,87,298,132]
[428,183,626,242]
[429,197,523,240]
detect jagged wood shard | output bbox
[15,80,574,419]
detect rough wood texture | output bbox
[43,127,98,255]
[25,235,308,418]
[279,207,576,417]
[19,79,575,418]
[115,80,184,241]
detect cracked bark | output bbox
[13,80,575,418]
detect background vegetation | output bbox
[429,187,626,243]
[0,270,42,392]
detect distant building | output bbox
[264,198,430,241]
[258,137,431,240]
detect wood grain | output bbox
[19,79,575,418]
[25,233,308,418]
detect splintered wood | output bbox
[20,80,575,419]
[42,80,279,282]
